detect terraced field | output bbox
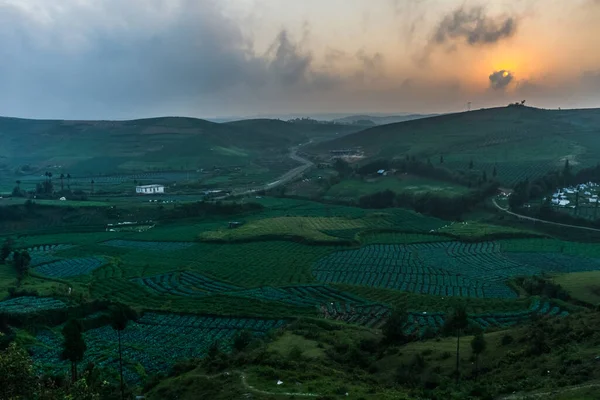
[0,296,67,315]
[102,240,195,251]
[33,257,106,278]
[313,241,600,298]
[320,298,570,336]
[30,312,287,383]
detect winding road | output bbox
[230,142,314,197]
[496,382,600,399]
[492,198,600,233]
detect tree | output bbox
[12,250,31,281]
[61,319,87,382]
[468,160,474,169]
[67,173,72,190]
[440,155,444,164]
[60,173,65,191]
[111,306,132,400]
[444,304,469,382]
[90,179,95,194]
[492,166,497,178]
[0,238,14,264]
[382,309,408,343]
[233,330,253,352]
[0,342,36,400]
[563,159,572,185]
[482,171,487,182]
[470,333,486,378]
[207,340,220,360]
[333,158,353,178]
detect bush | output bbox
[501,334,514,346]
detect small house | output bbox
[377,169,386,175]
[136,184,165,194]
[558,199,570,206]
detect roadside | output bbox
[229,142,315,197]
[492,198,600,233]
[496,382,600,399]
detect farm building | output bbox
[136,184,165,194]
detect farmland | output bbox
[325,175,470,201]
[2,108,600,399]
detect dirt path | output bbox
[189,370,321,397]
[492,198,600,233]
[496,382,600,399]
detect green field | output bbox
[325,175,470,200]
[2,109,600,399]
[554,271,600,306]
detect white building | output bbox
[136,184,165,194]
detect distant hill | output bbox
[332,114,439,126]
[0,116,360,178]
[308,106,600,185]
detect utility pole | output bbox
[467,102,472,112]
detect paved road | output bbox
[230,143,314,197]
[492,198,600,233]
[496,382,600,399]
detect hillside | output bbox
[225,118,364,143]
[0,116,361,184]
[308,106,600,185]
[333,113,439,125]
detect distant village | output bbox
[550,182,599,208]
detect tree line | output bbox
[357,182,498,219]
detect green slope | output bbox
[0,116,364,178]
[308,106,600,184]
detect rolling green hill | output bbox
[0,116,361,172]
[308,106,600,185]
[0,116,363,192]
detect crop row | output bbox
[139,312,287,331]
[0,296,66,315]
[30,312,286,383]
[131,271,240,297]
[319,302,391,329]
[314,242,600,299]
[228,284,371,308]
[33,257,106,278]
[130,270,370,309]
[318,298,570,335]
[102,240,195,251]
[505,253,600,274]
[9,244,74,267]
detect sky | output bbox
[1,0,600,120]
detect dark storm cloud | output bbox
[489,70,514,90]
[0,0,337,119]
[433,6,517,46]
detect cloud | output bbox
[0,0,341,119]
[489,70,514,90]
[432,6,517,46]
